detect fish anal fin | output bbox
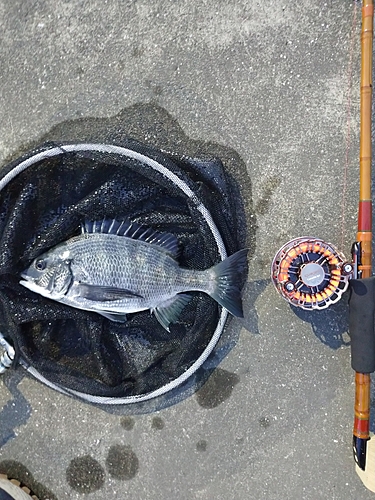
[153,293,191,331]
[98,311,128,323]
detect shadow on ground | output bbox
[291,293,350,350]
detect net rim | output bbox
[2,142,229,404]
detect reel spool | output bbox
[271,237,353,310]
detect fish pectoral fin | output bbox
[98,311,128,323]
[77,283,143,301]
[153,294,191,332]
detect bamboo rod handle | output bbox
[354,372,371,439]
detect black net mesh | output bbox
[0,139,246,400]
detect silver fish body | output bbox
[20,220,248,331]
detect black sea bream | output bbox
[20,219,248,331]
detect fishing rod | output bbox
[271,0,374,485]
[352,0,373,473]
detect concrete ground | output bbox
[0,0,374,499]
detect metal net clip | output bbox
[0,332,15,374]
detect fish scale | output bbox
[67,234,187,308]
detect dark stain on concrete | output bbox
[255,176,281,215]
[120,416,135,430]
[106,444,139,480]
[196,439,208,452]
[66,455,105,493]
[151,416,165,430]
[195,368,240,409]
[132,46,145,58]
[259,416,271,428]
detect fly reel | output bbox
[271,237,353,310]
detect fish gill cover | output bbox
[0,138,247,405]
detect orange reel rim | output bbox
[271,237,352,310]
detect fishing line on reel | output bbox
[271,237,353,310]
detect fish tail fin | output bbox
[209,249,248,317]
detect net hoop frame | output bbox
[1,143,230,405]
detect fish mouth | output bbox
[20,275,39,291]
[19,277,53,299]
[20,270,34,286]
[19,277,33,289]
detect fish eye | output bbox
[35,259,46,271]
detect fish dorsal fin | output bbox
[82,219,180,258]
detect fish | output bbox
[20,219,248,331]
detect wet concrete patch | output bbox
[195,368,240,409]
[106,444,139,480]
[66,455,105,494]
[196,439,208,452]
[37,102,256,253]
[151,416,165,430]
[259,416,271,429]
[120,416,135,430]
[255,176,281,216]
